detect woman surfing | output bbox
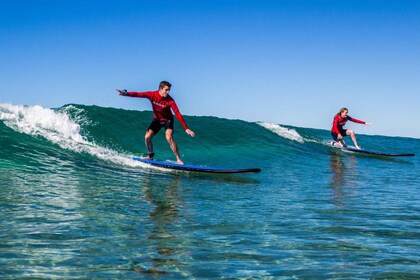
[331,107,371,149]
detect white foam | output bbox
[257,122,305,143]
[0,103,154,169]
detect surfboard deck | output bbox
[132,157,261,173]
[341,146,414,157]
[328,142,414,157]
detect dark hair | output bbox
[159,81,172,89]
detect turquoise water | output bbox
[0,103,419,278]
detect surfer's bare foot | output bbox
[177,159,184,164]
[143,152,154,160]
[355,145,361,150]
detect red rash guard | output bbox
[331,115,365,135]
[126,90,189,130]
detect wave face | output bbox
[1,103,419,278]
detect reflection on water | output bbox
[135,175,185,276]
[329,153,345,190]
[328,152,359,206]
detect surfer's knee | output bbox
[347,130,355,136]
[145,130,154,140]
[166,135,174,144]
[165,129,174,143]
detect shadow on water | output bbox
[120,164,261,185]
[171,171,260,185]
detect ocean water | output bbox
[0,103,419,279]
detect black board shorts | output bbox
[147,119,174,135]
[331,129,347,141]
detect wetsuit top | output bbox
[331,115,365,135]
[126,90,189,130]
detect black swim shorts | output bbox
[331,129,347,141]
[147,119,174,135]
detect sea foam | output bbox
[0,103,152,169]
[257,122,305,143]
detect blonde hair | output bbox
[336,107,348,117]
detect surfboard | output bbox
[328,142,414,157]
[132,157,261,173]
[341,146,414,157]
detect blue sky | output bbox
[1,0,419,138]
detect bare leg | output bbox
[333,139,346,148]
[346,130,360,149]
[332,136,346,148]
[145,129,155,158]
[165,129,183,164]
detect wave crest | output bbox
[0,103,149,168]
[257,122,304,143]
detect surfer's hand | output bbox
[117,89,128,96]
[365,122,372,125]
[185,129,195,137]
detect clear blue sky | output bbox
[1,0,419,138]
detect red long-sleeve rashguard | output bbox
[331,115,365,135]
[126,90,189,130]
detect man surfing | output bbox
[331,107,370,149]
[117,81,195,164]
